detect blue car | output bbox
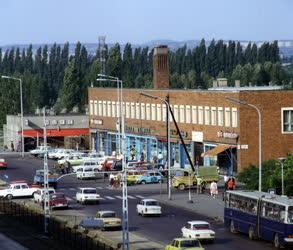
[137,171,165,184]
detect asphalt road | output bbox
[0,155,277,250]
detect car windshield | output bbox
[84,189,96,194]
[102,212,116,218]
[84,168,93,172]
[180,240,200,247]
[288,207,293,223]
[193,224,210,230]
[146,201,159,206]
[51,194,65,199]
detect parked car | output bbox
[30,146,52,157]
[136,199,162,216]
[181,221,215,242]
[0,158,8,169]
[76,166,100,180]
[46,192,68,209]
[33,188,55,203]
[165,238,204,250]
[0,181,39,199]
[127,170,144,184]
[95,210,122,230]
[76,187,102,204]
[137,171,165,184]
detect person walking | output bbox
[210,181,218,199]
[227,177,236,190]
[109,173,115,188]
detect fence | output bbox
[0,199,120,250]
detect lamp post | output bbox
[1,75,24,157]
[278,157,286,195]
[140,92,172,200]
[96,75,129,250]
[226,97,262,192]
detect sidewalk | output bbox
[150,190,225,222]
[0,233,28,250]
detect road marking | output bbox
[135,195,145,199]
[127,195,136,199]
[105,196,115,200]
[71,197,77,200]
[115,195,123,199]
[96,187,103,190]
[66,197,73,201]
[69,188,76,191]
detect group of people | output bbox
[109,173,121,188]
[209,176,237,199]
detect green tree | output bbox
[107,43,122,84]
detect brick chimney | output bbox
[153,45,170,89]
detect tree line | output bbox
[0,39,291,127]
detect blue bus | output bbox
[224,190,293,248]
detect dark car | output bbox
[45,192,68,209]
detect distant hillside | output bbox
[1,39,293,58]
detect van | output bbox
[72,160,101,173]
[76,166,100,180]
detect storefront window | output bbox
[204,144,217,166]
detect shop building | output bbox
[88,46,293,173]
[3,114,89,151]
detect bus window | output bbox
[262,202,286,222]
[288,207,293,223]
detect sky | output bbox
[0,0,292,45]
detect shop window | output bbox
[103,101,107,117]
[192,106,197,124]
[282,108,293,133]
[146,103,151,120]
[136,103,140,119]
[211,107,217,126]
[157,104,161,121]
[174,105,179,122]
[186,105,191,123]
[89,100,94,115]
[131,102,135,119]
[116,102,120,117]
[205,106,210,125]
[218,107,223,126]
[151,104,156,120]
[126,102,130,118]
[198,106,203,125]
[179,105,185,123]
[94,100,98,116]
[107,101,111,117]
[141,103,145,120]
[225,107,231,127]
[112,102,116,117]
[99,101,103,116]
[232,108,238,128]
[162,104,167,122]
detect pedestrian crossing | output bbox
[64,193,145,202]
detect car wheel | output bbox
[248,226,255,240]
[274,233,281,248]
[178,184,185,191]
[6,194,13,200]
[230,220,236,233]
[141,211,145,217]
[141,180,146,185]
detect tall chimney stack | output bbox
[153,45,170,89]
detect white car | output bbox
[54,149,75,160]
[0,181,39,199]
[33,188,56,203]
[76,166,100,180]
[48,148,65,159]
[30,146,52,157]
[136,199,162,216]
[181,221,215,241]
[76,187,102,204]
[72,160,102,173]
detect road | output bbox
[0,155,277,250]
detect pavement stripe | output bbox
[115,195,123,199]
[135,195,145,199]
[105,196,115,200]
[69,188,76,191]
[96,187,103,190]
[127,195,136,199]
[66,197,73,201]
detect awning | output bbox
[201,144,235,157]
[19,128,89,138]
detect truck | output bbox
[33,169,59,189]
[0,181,39,199]
[172,166,219,190]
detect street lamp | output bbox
[140,92,172,200]
[226,97,262,192]
[1,75,24,157]
[278,157,286,195]
[96,75,129,250]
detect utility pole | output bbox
[43,108,50,234]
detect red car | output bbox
[0,159,7,169]
[45,192,68,209]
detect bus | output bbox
[224,190,293,248]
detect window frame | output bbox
[179,105,185,123]
[281,107,293,134]
[211,107,217,126]
[131,102,135,119]
[225,107,231,127]
[146,103,151,120]
[151,104,156,121]
[204,106,210,125]
[89,100,94,115]
[218,107,223,126]
[94,100,98,116]
[141,103,145,120]
[232,107,238,128]
[192,106,197,124]
[198,106,203,125]
[135,103,140,119]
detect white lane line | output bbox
[99,197,105,200]
[105,196,115,200]
[135,195,145,199]
[96,187,103,190]
[115,195,123,199]
[69,188,76,191]
[66,197,74,201]
[127,195,136,199]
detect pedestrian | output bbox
[109,173,115,188]
[227,177,236,190]
[158,151,163,165]
[210,181,218,199]
[10,141,14,152]
[140,151,145,162]
[197,177,203,194]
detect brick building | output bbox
[88,46,293,173]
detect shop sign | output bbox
[217,130,238,139]
[90,119,103,125]
[237,144,249,150]
[192,131,203,142]
[170,129,188,138]
[125,126,152,135]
